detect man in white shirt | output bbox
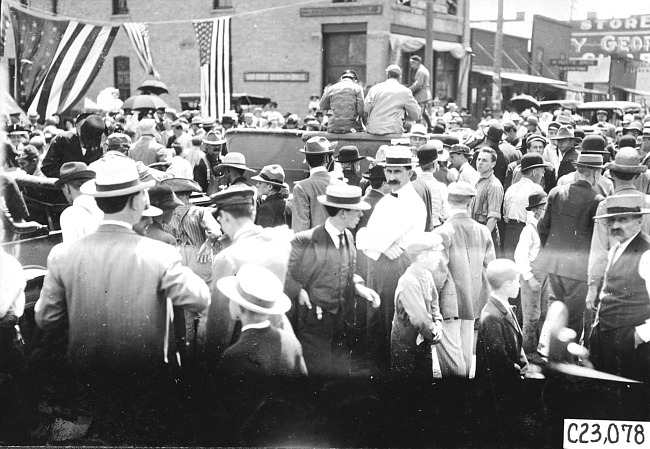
[356,146,426,374]
[55,162,103,242]
[513,192,549,359]
[448,144,479,186]
[590,194,650,382]
[502,153,546,260]
[414,141,449,227]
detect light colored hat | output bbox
[251,164,286,188]
[138,118,157,135]
[80,157,155,197]
[217,263,291,315]
[408,123,429,138]
[301,136,337,154]
[385,64,402,76]
[572,153,604,169]
[218,152,256,172]
[605,147,647,174]
[317,184,370,210]
[191,115,203,125]
[381,146,418,168]
[202,130,226,145]
[141,205,163,217]
[406,232,444,255]
[447,181,477,198]
[54,162,96,188]
[552,125,575,140]
[593,194,650,220]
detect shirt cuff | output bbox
[635,320,650,343]
[487,212,501,220]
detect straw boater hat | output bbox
[218,152,256,172]
[605,147,647,174]
[251,164,288,188]
[217,263,291,315]
[317,184,370,210]
[407,123,429,139]
[80,157,155,197]
[301,136,337,154]
[572,153,604,169]
[380,146,418,168]
[54,162,96,188]
[593,194,650,220]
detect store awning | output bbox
[389,34,469,60]
[472,69,566,86]
[613,86,650,97]
[551,85,607,95]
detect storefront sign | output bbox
[244,72,309,82]
[571,15,650,59]
[550,58,598,68]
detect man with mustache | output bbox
[356,146,427,374]
[590,194,650,382]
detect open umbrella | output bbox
[122,94,169,111]
[510,94,540,111]
[137,80,169,96]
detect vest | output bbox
[599,232,650,331]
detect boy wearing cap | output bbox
[364,64,421,135]
[449,144,479,186]
[35,158,210,373]
[16,145,44,177]
[217,263,307,377]
[56,162,103,242]
[590,194,650,381]
[319,69,364,134]
[252,164,289,228]
[391,233,444,379]
[514,192,549,359]
[286,184,379,376]
[476,259,529,380]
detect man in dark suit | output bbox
[292,136,336,232]
[536,153,604,341]
[476,259,529,381]
[217,263,307,377]
[334,145,369,187]
[553,125,579,180]
[41,114,108,178]
[476,120,520,187]
[285,184,379,376]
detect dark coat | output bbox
[255,193,287,228]
[219,326,308,377]
[476,296,528,381]
[535,180,603,280]
[41,131,103,178]
[556,147,579,180]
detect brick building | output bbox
[2,0,472,118]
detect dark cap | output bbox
[618,135,638,149]
[520,153,548,172]
[210,185,255,209]
[526,192,548,211]
[161,177,203,194]
[580,135,607,154]
[148,185,184,210]
[416,142,439,166]
[442,135,460,148]
[361,164,386,181]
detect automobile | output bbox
[577,100,644,124]
[538,99,583,112]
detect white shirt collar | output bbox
[449,208,468,217]
[617,231,641,255]
[233,221,257,241]
[241,320,271,332]
[102,219,133,230]
[310,166,328,175]
[325,218,345,248]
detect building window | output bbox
[114,56,130,101]
[322,23,367,90]
[447,0,457,15]
[213,0,232,8]
[113,0,128,15]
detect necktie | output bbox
[338,232,345,252]
[391,192,399,198]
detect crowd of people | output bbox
[3,61,650,443]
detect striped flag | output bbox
[122,22,160,80]
[0,6,10,58]
[9,5,118,118]
[193,17,231,120]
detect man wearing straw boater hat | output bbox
[356,146,427,374]
[292,136,337,232]
[589,194,650,381]
[536,153,605,342]
[286,184,379,376]
[587,147,650,314]
[35,157,210,374]
[217,263,307,377]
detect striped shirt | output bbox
[165,205,221,246]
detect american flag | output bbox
[193,17,231,120]
[0,7,9,58]
[122,22,160,80]
[10,5,118,118]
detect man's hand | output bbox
[384,243,404,260]
[585,285,599,312]
[298,289,312,310]
[431,321,443,345]
[196,240,213,264]
[356,284,380,309]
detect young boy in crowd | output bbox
[476,259,529,381]
[391,232,445,379]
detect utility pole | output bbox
[425,0,434,99]
[491,0,504,118]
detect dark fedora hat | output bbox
[54,161,96,188]
[526,192,548,211]
[580,135,608,154]
[484,121,505,141]
[161,177,203,193]
[520,153,548,172]
[361,164,386,181]
[416,142,440,166]
[335,145,370,163]
[442,134,460,148]
[148,185,184,210]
